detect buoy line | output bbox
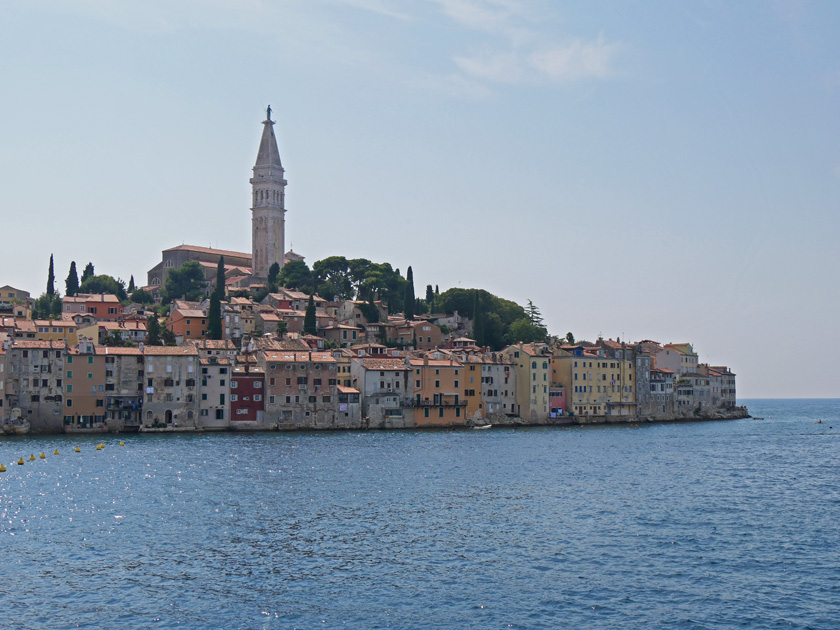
[0,441,127,473]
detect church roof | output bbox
[255,119,283,170]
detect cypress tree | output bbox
[207,292,222,340]
[215,257,226,299]
[304,294,317,335]
[47,254,55,296]
[267,262,280,291]
[65,261,79,297]
[127,275,135,294]
[426,284,434,313]
[146,314,162,346]
[81,262,95,284]
[404,266,415,320]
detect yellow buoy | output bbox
[119,441,125,446]
[17,458,24,465]
[29,455,35,461]
[75,447,80,453]
[0,464,6,472]
[39,452,46,459]
[54,449,59,455]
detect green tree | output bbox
[526,299,544,327]
[566,332,575,345]
[80,274,128,301]
[65,261,79,297]
[508,318,548,344]
[304,294,317,335]
[130,289,154,305]
[162,261,206,303]
[313,256,353,300]
[267,261,280,291]
[471,290,484,346]
[404,267,416,319]
[207,292,223,340]
[161,326,176,346]
[426,284,434,313]
[127,275,135,294]
[146,314,162,346]
[46,254,55,296]
[81,262,95,284]
[32,293,62,319]
[277,260,315,293]
[215,257,226,298]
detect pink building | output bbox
[549,387,566,418]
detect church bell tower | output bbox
[250,105,287,280]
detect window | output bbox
[309,396,316,403]
[230,394,238,401]
[254,381,262,388]
[231,380,238,389]
[254,394,262,401]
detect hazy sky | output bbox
[2,1,839,398]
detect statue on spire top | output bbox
[266,104,272,121]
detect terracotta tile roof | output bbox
[408,358,463,367]
[33,319,78,328]
[164,244,251,260]
[96,346,143,355]
[191,339,237,350]
[337,385,360,394]
[143,346,199,356]
[7,340,66,349]
[200,357,231,365]
[359,358,407,371]
[172,309,206,318]
[263,351,336,363]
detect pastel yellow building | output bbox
[552,346,635,417]
[501,343,550,422]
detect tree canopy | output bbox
[162,261,206,303]
[80,274,128,302]
[276,260,315,294]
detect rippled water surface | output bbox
[1,399,839,629]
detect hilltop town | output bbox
[0,110,744,434]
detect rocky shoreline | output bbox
[5,407,750,436]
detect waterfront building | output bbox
[710,365,737,409]
[649,367,676,417]
[3,340,65,432]
[141,345,199,429]
[551,345,635,417]
[100,346,144,431]
[63,339,107,431]
[502,343,551,421]
[655,343,699,376]
[230,364,265,426]
[198,356,231,429]
[409,355,467,427]
[261,350,344,429]
[350,357,411,428]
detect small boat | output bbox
[2,408,30,435]
[472,424,492,430]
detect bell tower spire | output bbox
[250,105,287,280]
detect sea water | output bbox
[1,399,838,629]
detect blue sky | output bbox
[2,0,839,397]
